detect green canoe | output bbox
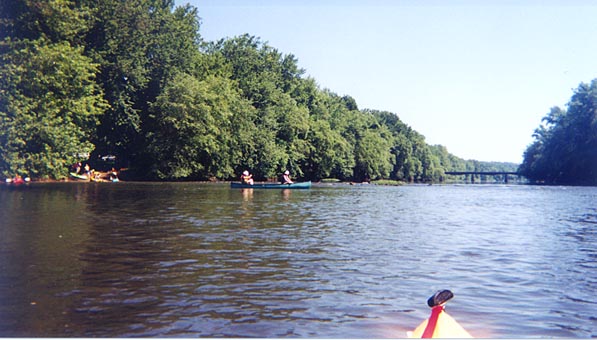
[230,181,311,189]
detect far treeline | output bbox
[1,0,535,183]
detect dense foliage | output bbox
[1,0,517,182]
[519,81,597,185]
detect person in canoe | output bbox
[108,168,119,182]
[240,170,254,185]
[282,170,293,184]
[11,174,25,184]
[72,161,82,174]
[84,164,92,177]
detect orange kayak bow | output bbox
[408,290,473,338]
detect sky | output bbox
[181,0,597,163]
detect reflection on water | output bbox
[0,183,595,337]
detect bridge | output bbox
[444,171,520,184]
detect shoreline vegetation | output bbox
[5,176,529,187]
[1,1,593,185]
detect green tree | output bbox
[369,110,439,182]
[146,73,251,180]
[306,90,356,180]
[85,0,202,168]
[0,40,107,179]
[1,0,512,183]
[354,128,393,181]
[211,34,312,179]
[303,118,353,181]
[0,0,93,44]
[520,80,597,185]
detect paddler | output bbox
[240,170,254,185]
[282,170,293,184]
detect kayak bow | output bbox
[408,290,473,338]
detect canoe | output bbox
[408,290,472,338]
[70,172,89,181]
[5,177,29,185]
[230,181,311,189]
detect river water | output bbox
[0,182,595,337]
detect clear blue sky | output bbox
[181,0,597,163]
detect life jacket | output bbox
[241,174,252,183]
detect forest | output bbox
[519,81,597,185]
[1,0,519,183]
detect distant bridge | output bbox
[444,171,521,184]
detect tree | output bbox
[0,40,107,179]
[354,128,393,181]
[520,80,597,185]
[85,0,203,168]
[211,34,314,179]
[1,0,511,182]
[146,73,253,180]
[0,0,93,44]
[304,118,354,181]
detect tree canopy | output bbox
[1,0,518,182]
[519,81,597,185]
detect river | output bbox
[0,182,595,337]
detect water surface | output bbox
[0,183,595,337]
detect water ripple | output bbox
[0,183,595,337]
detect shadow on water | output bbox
[0,183,595,337]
